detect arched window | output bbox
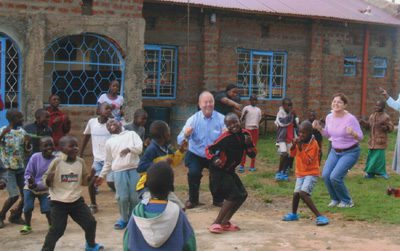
[44,33,125,105]
[0,33,21,126]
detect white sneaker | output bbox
[328,200,339,207]
[337,201,354,208]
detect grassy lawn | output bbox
[242,131,400,224]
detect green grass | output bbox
[242,131,400,224]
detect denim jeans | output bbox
[322,146,360,204]
[114,168,140,222]
[23,189,50,213]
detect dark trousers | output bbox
[42,197,96,251]
[184,151,223,204]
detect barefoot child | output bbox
[41,136,103,251]
[239,94,262,173]
[275,98,298,181]
[136,120,187,208]
[282,121,329,226]
[20,137,55,235]
[80,102,112,213]
[205,113,256,234]
[46,94,71,149]
[0,109,30,228]
[96,119,143,230]
[97,80,124,122]
[124,162,196,250]
[360,100,394,179]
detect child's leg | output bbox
[10,169,26,221]
[291,193,300,214]
[213,200,236,224]
[38,193,51,226]
[88,161,102,207]
[278,154,288,173]
[249,129,259,168]
[0,170,20,220]
[114,170,132,222]
[22,190,35,227]
[42,201,69,251]
[299,191,321,217]
[69,198,97,247]
[286,157,294,172]
[298,176,321,217]
[0,196,19,220]
[220,173,248,224]
[127,169,140,215]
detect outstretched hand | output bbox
[379,87,389,100]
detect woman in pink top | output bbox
[313,93,363,208]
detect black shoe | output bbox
[185,201,198,209]
[9,216,25,225]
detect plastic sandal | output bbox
[114,219,127,230]
[282,213,299,221]
[249,167,256,172]
[222,221,240,231]
[20,225,32,235]
[238,166,245,173]
[316,216,330,226]
[208,223,224,234]
[85,242,105,251]
[89,204,98,214]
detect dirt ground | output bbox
[1,163,400,250]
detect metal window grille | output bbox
[344,57,357,76]
[373,57,387,78]
[143,45,177,99]
[0,34,21,110]
[44,33,125,105]
[237,49,287,100]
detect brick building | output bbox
[1,0,400,142]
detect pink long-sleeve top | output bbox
[322,112,363,149]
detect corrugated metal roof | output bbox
[148,0,400,26]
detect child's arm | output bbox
[0,126,11,142]
[301,141,320,165]
[382,115,394,132]
[124,131,143,155]
[243,133,257,158]
[136,148,157,173]
[97,143,112,185]
[79,134,91,157]
[80,159,94,186]
[205,136,225,168]
[177,116,195,145]
[42,159,58,188]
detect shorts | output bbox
[6,169,25,197]
[294,176,318,195]
[277,142,292,155]
[209,168,247,201]
[92,160,114,182]
[23,189,50,213]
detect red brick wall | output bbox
[0,0,143,17]
[143,3,398,126]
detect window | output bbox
[237,49,287,100]
[373,57,387,78]
[344,57,357,76]
[44,33,125,105]
[143,45,177,99]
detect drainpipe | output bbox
[361,26,369,117]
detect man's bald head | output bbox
[198,91,215,118]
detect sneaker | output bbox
[85,242,104,251]
[89,204,98,214]
[249,167,256,172]
[20,225,32,235]
[275,172,288,181]
[337,201,354,208]
[275,172,282,180]
[327,200,339,207]
[316,216,330,226]
[282,213,299,221]
[364,173,375,179]
[238,165,245,173]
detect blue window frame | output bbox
[237,49,287,100]
[0,33,22,127]
[44,33,125,106]
[344,57,357,76]
[143,44,177,99]
[373,57,387,78]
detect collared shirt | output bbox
[177,110,225,158]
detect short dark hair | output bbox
[48,94,59,102]
[250,94,258,101]
[146,161,174,199]
[59,135,78,149]
[332,93,348,105]
[224,112,239,124]
[149,120,169,140]
[35,108,48,119]
[299,120,313,134]
[134,109,148,119]
[282,97,292,105]
[6,109,22,122]
[226,84,238,92]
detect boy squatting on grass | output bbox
[205,113,256,234]
[41,135,103,251]
[20,137,55,235]
[282,121,329,226]
[123,161,196,251]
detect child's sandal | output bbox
[222,221,240,231]
[85,242,104,251]
[20,225,32,235]
[208,223,224,234]
[114,219,127,230]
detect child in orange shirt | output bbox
[282,121,329,226]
